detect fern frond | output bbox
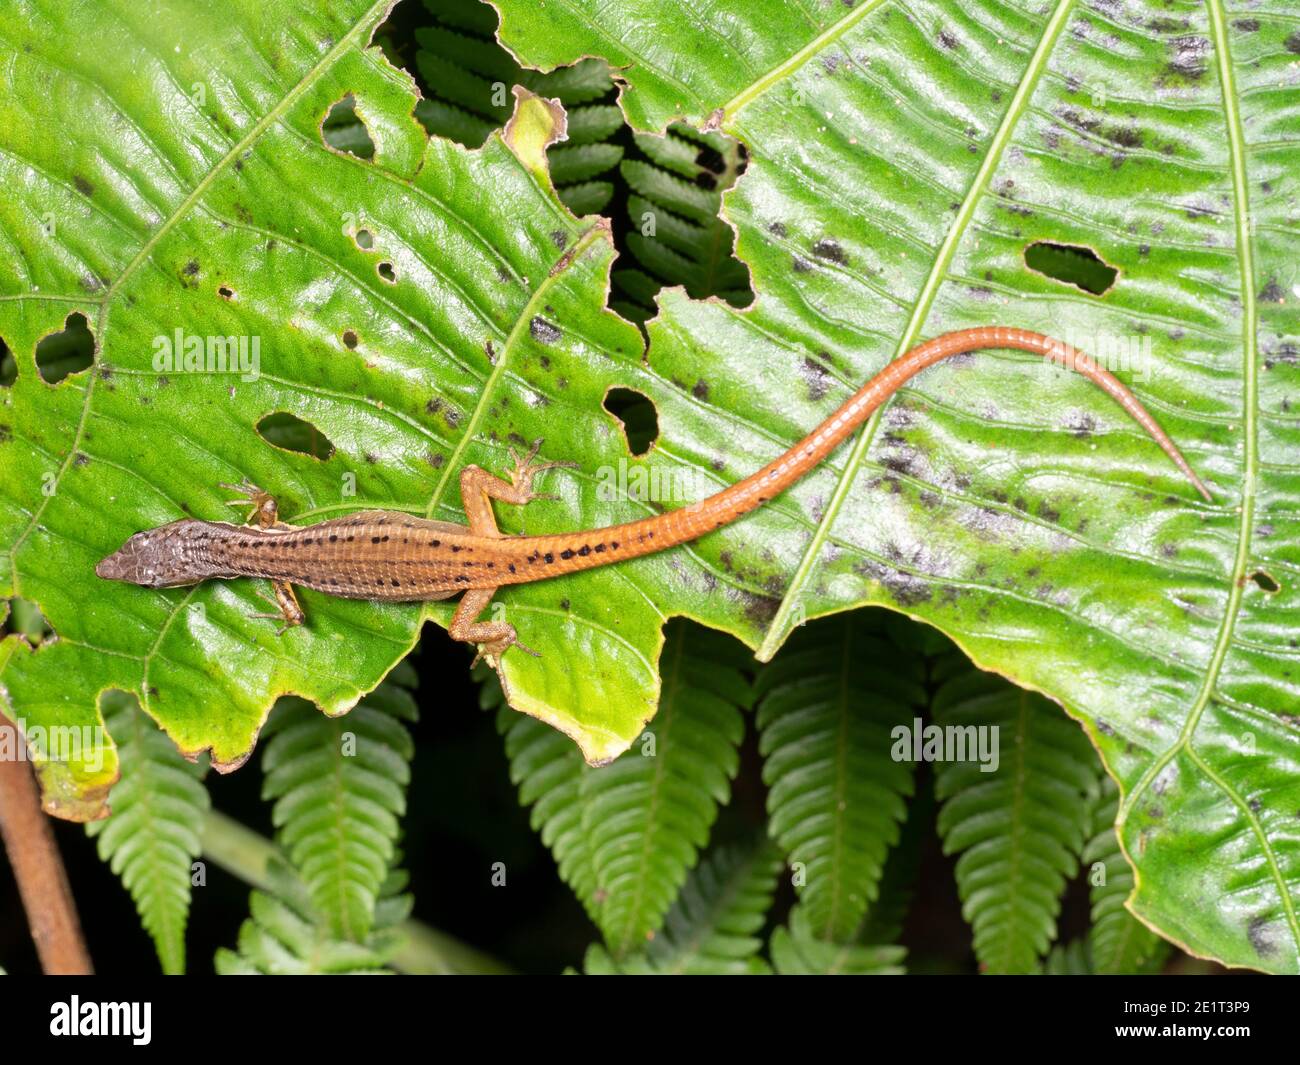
[583,841,782,974]
[549,143,626,186]
[933,665,1098,974]
[412,0,622,214]
[756,614,922,942]
[86,691,209,975]
[858,768,935,945]
[616,128,751,320]
[494,684,600,921]
[770,907,906,975]
[1043,938,1093,974]
[584,624,749,955]
[497,622,750,955]
[215,857,403,975]
[1085,775,1170,974]
[260,664,418,942]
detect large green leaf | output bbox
[1,0,1296,975]
[492,0,1300,973]
[0,2,666,813]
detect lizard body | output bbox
[97,327,1212,659]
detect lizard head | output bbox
[96,519,214,587]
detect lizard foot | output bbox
[471,632,541,668]
[506,439,577,503]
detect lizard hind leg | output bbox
[449,587,540,665]
[249,579,305,635]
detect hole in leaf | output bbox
[3,597,52,644]
[256,412,335,460]
[603,387,659,456]
[0,334,15,387]
[388,4,753,328]
[1024,242,1118,295]
[1250,570,1280,593]
[218,285,235,300]
[695,144,726,174]
[321,93,376,160]
[342,329,359,350]
[355,228,374,250]
[377,261,396,283]
[612,122,754,325]
[36,312,94,384]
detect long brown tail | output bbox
[512,327,1212,573]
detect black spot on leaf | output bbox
[812,238,848,264]
[530,317,561,344]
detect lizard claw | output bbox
[471,637,541,668]
[247,610,297,636]
[506,439,577,501]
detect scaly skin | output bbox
[97,328,1212,660]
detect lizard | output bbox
[96,327,1213,662]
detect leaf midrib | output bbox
[1116,0,1295,962]
[754,0,1078,659]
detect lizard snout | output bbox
[96,520,209,587]
[95,551,128,580]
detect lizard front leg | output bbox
[448,587,539,665]
[451,442,571,661]
[220,479,304,632]
[458,439,575,536]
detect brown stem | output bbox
[0,713,93,974]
